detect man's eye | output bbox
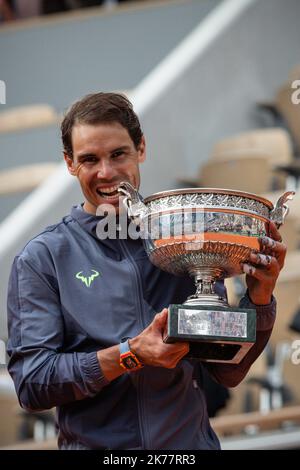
[111,151,124,159]
[83,156,97,163]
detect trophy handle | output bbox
[118,181,148,225]
[270,190,295,228]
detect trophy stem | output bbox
[185,269,228,308]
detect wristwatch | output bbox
[119,339,143,371]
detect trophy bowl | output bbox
[118,182,294,363]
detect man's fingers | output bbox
[249,252,274,267]
[168,342,190,367]
[243,249,281,275]
[242,251,282,278]
[259,236,286,268]
[155,308,168,321]
[260,236,283,251]
[269,221,283,242]
[148,340,189,368]
[242,263,271,279]
[152,308,168,331]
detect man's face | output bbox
[64,122,146,214]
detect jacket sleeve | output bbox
[7,255,110,411]
[203,291,276,388]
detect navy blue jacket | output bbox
[7,205,276,449]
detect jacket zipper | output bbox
[118,240,150,449]
[118,240,146,331]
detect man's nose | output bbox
[96,160,115,179]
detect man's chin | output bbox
[95,197,127,217]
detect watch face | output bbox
[120,350,143,370]
[123,355,140,369]
[120,341,143,371]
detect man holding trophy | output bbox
[7,92,290,450]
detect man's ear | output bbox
[138,136,146,163]
[64,152,77,176]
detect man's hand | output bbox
[129,308,189,368]
[98,308,188,382]
[241,221,286,305]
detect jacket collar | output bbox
[70,204,101,240]
[70,204,144,258]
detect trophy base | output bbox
[164,304,256,364]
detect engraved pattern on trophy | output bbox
[178,309,247,338]
[149,241,252,277]
[146,192,270,219]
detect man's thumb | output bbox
[153,308,168,329]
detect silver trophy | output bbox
[118,182,294,363]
